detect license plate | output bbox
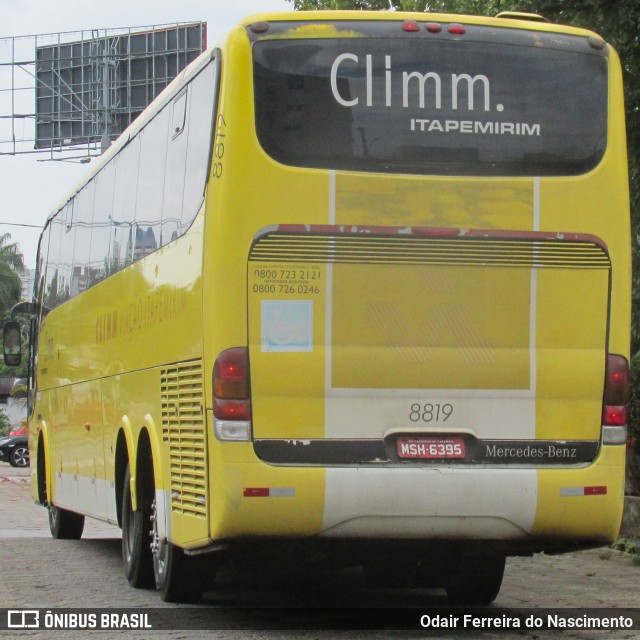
[397,436,465,459]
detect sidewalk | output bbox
[0,462,119,538]
[0,463,29,482]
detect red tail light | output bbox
[603,354,629,426]
[401,20,420,32]
[213,348,251,421]
[214,348,248,399]
[214,398,251,421]
[448,24,466,35]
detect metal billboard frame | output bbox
[0,22,206,161]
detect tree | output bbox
[0,408,11,437]
[288,0,640,351]
[0,234,27,378]
[289,0,429,8]
[0,233,24,318]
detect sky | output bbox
[0,0,292,270]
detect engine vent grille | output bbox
[249,227,610,270]
[160,360,206,518]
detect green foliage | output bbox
[630,351,640,442]
[9,383,27,398]
[290,0,393,8]
[0,408,10,437]
[0,361,27,380]
[613,537,637,554]
[491,1,640,351]
[0,233,24,318]
[0,233,28,378]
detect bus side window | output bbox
[70,182,96,297]
[44,204,71,310]
[162,89,189,247]
[36,225,51,317]
[136,103,168,257]
[111,136,140,267]
[182,59,218,229]
[89,161,116,286]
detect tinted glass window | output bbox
[163,89,189,247]
[136,105,168,257]
[35,226,50,307]
[183,60,217,227]
[38,56,219,309]
[90,162,116,286]
[112,137,140,268]
[44,204,72,309]
[70,183,95,297]
[254,37,607,176]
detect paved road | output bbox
[1,463,639,639]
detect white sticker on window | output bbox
[261,300,313,352]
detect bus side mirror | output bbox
[3,321,21,366]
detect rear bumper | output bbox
[208,443,625,551]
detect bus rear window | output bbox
[253,34,607,177]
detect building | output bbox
[0,378,27,430]
[19,268,35,302]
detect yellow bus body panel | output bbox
[28,12,629,552]
[209,17,628,545]
[533,446,626,542]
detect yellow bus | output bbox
[4,10,630,604]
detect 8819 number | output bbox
[409,403,454,423]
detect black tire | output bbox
[415,552,449,588]
[48,504,85,540]
[363,557,417,588]
[151,498,206,603]
[41,444,83,540]
[9,445,29,468]
[122,464,155,588]
[445,554,506,605]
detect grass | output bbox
[612,538,637,554]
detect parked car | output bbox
[9,420,27,436]
[0,435,29,467]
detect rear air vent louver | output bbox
[161,360,206,518]
[249,227,610,270]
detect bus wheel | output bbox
[121,464,154,588]
[150,498,205,603]
[48,504,85,540]
[444,554,505,605]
